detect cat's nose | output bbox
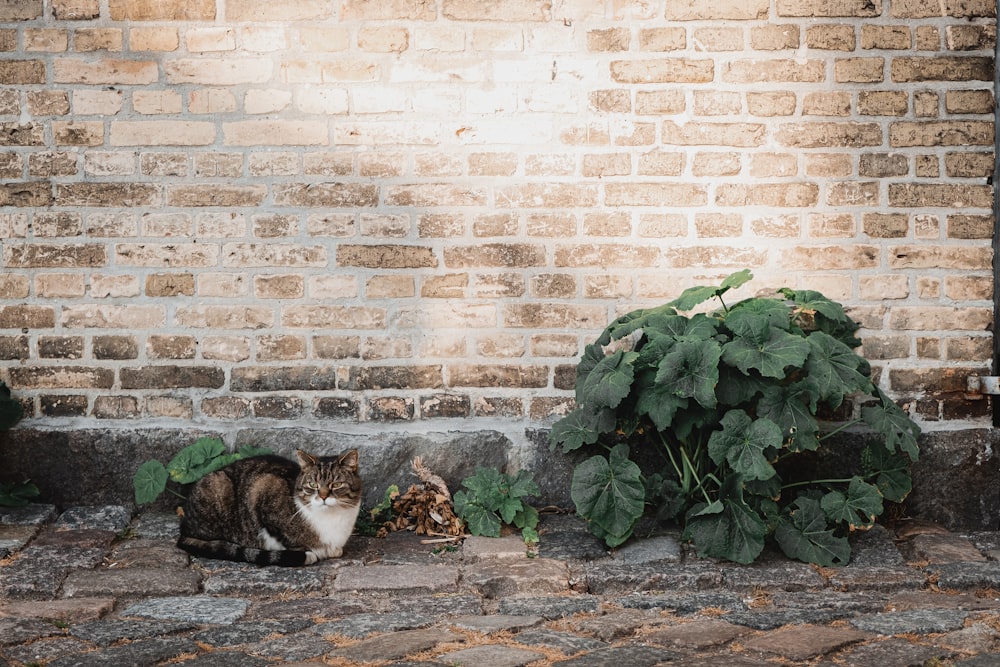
[318,487,330,499]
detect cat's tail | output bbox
[177,536,316,567]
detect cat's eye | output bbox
[305,482,319,490]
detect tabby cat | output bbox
[177,449,361,566]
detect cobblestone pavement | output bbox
[1,505,999,666]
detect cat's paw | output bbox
[303,551,320,565]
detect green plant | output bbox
[355,484,399,536]
[550,270,920,566]
[454,467,540,543]
[133,437,271,505]
[0,381,37,507]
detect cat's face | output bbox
[294,449,361,511]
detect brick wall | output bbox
[0,0,995,436]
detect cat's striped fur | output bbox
[177,449,361,566]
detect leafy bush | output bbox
[454,467,540,543]
[550,270,920,565]
[133,437,271,505]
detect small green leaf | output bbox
[571,444,645,546]
[707,410,780,481]
[454,491,502,537]
[580,350,639,410]
[506,470,540,499]
[720,269,754,292]
[821,478,883,530]
[775,496,850,566]
[133,460,168,505]
[548,408,614,452]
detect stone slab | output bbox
[0,597,114,621]
[742,624,870,661]
[311,611,432,638]
[646,619,750,649]
[462,535,531,561]
[498,594,600,619]
[437,644,546,667]
[851,609,970,635]
[123,595,250,624]
[326,628,460,663]
[194,619,311,647]
[202,565,325,596]
[4,636,92,665]
[513,628,607,654]
[0,504,58,526]
[552,644,678,666]
[1,546,105,600]
[70,619,197,646]
[333,564,458,593]
[108,539,191,568]
[930,562,1000,589]
[54,505,132,532]
[835,637,956,667]
[611,535,682,565]
[246,633,335,660]
[62,567,202,598]
[462,558,569,597]
[46,637,200,667]
[449,614,544,634]
[905,533,988,563]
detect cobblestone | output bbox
[0,506,998,666]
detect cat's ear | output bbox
[338,449,359,471]
[296,450,319,468]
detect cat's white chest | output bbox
[298,498,360,555]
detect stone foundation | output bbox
[1,424,996,530]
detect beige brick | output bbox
[691,27,742,51]
[223,120,328,146]
[495,183,598,208]
[554,244,660,268]
[186,27,236,52]
[751,24,799,50]
[338,244,436,269]
[606,182,707,207]
[781,245,879,269]
[693,91,741,115]
[36,273,86,298]
[809,212,855,238]
[889,245,992,270]
[945,25,996,51]
[892,56,993,82]
[776,122,882,147]
[944,275,993,301]
[889,307,992,331]
[805,24,855,50]
[110,0,215,20]
[610,59,714,84]
[639,27,686,51]
[863,213,908,238]
[635,90,685,115]
[945,152,993,178]
[889,121,993,147]
[165,58,272,85]
[828,181,879,207]
[190,88,237,114]
[696,213,743,237]
[717,183,819,207]
[25,28,69,52]
[75,28,124,52]
[667,0,768,20]
[723,59,825,83]
[132,90,182,114]
[226,0,330,20]
[62,304,165,329]
[862,25,911,49]
[945,89,994,114]
[54,58,157,84]
[110,121,214,146]
[858,90,908,116]
[803,91,851,116]
[665,246,767,268]
[34,212,83,237]
[860,274,909,300]
[835,57,884,83]
[638,214,688,238]
[747,91,796,116]
[751,215,799,238]
[130,27,179,51]
[692,152,741,176]
[889,183,992,208]
[663,121,766,147]
[891,0,994,18]
[115,243,217,268]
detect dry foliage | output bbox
[379,457,465,538]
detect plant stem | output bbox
[166,487,186,500]
[819,418,863,441]
[678,446,713,504]
[781,478,852,490]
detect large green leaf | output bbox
[134,460,169,505]
[784,288,850,323]
[775,496,850,566]
[821,477,883,530]
[805,331,872,407]
[166,437,228,484]
[722,327,811,379]
[707,410,781,481]
[715,365,767,407]
[549,407,615,452]
[580,350,639,410]
[571,444,645,546]
[757,381,820,451]
[683,496,766,565]
[861,443,913,503]
[861,389,920,461]
[575,344,608,396]
[655,339,721,409]
[726,298,792,332]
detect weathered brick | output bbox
[0,182,53,207]
[0,0,43,20]
[230,366,338,392]
[448,364,548,388]
[147,395,194,419]
[889,183,992,208]
[717,183,819,207]
[945,275,992,300]
[805,24,855,50]
[781,245,879,269]
[314,396,360,420]
[892,56,993,82]
[56,183,160,207]
[0,122,44,146]
[889,245,992,270]
[283,305,386,329]
[347,366,443,390]
[75,28,124,52]
[858,91,908,116]
[41,394,88,417]
[385,183,487,207]
[36,273,86,297]
[274,183,378,207]
[889,307,992,332]
[441,244,544,269]
[93,335,139,359]
[443,0,549,21]
[337,244,436,269]
[947,214,993,239]
[62,304,165,328]
[9,366,113,389]
[38,336,83,359]
[605,182,707,207]
[891,0,995,18]
[889,121,993,147]
[945,89,994,114]
[0,60,45,84]
[863,213,908,238]
[166,184,266,207]
[116,243,218,267]
[610,59,714,84]
[3,243,104,268]
[723,59,825,83]
[945,24,996,51]
[776,122,882,147]
[668,0,768,20]
[503,303,605,328]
